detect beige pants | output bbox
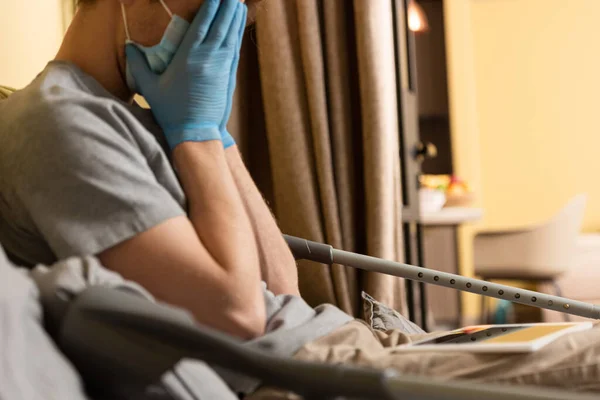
[249,320,600,399]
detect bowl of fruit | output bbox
[420,175,475,208]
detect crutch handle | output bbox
[283,234,334,264]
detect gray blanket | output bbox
[0,248,239,400]
[0,245,352,399]
[0,247,89,400]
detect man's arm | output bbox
[100,0,267,338]
[99,141,265,339]
[225,146,300,296]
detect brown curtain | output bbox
[229,0,406,317]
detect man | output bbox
[0,0,599,397]
[0,1,352,396]
[1,0,305,340]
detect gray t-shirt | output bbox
[0,61,352,394]
[0,61,185,266]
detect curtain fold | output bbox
[353,0,407,314]
[230,0,406,316]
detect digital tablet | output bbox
[395,322,594,353]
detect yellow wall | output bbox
[471,0,600,232]
[0,0,65,88]
[444,0,482,322]
[445,0,600,320]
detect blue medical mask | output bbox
[121,0,190,92]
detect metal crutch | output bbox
[284,235,600,321]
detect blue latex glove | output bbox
[220,4,247,149]
[125,0,247,150]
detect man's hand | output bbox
[125,0,247,150]
[220,1,247,149]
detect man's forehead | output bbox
[175,0,262,24]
